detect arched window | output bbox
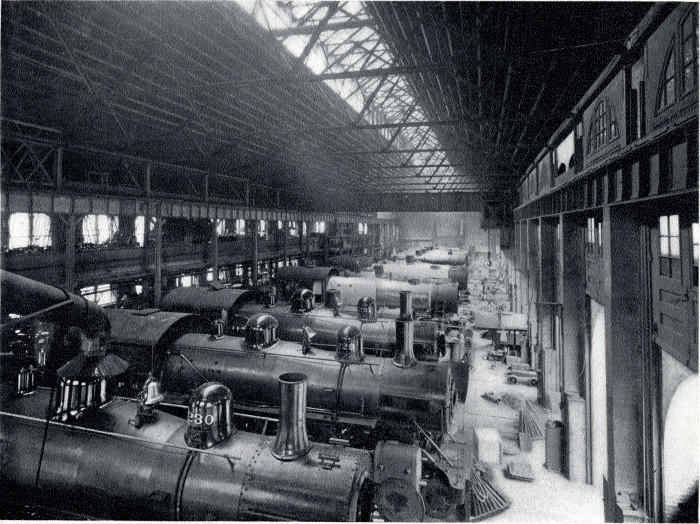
[658,46,676,111]
[587,99,619,155]
[681,12,698,94]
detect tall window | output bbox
[217,219,245,237]
[7,212,52,250]
[555,131,575,175]
[82,215,118,245]
[588,99,619,155]
[177,274,199,287]
[80,284,118,306]
[658,47,676,110]
[302,221,307,237]
[314,221,326,234]
[586,217,602,256]
[258,220,267,238]
[659,215,681,278]
[682,13,698,94]
[288,221,299,237]
[133,216,152,247]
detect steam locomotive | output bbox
[365,259,469,290]
[231,289,445,360]
[0,379,374,521]
[0,271,375,521]
[160,285,446,359]
[107,292,463,446]
[325,275,460,316]
[1,271,472,521]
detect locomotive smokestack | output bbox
[271,373,312,461]
[393,291,417,368]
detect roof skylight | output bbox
[235,0,460,191]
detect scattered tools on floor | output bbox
[518,432,533,452]
[501,393,523,411]
[519,403,546,440]
[502,442,520,456]
[470,459,511,521]
[481,391,501,404]
[526,398,550,417]
[505,461,535,482]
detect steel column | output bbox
[64,215,76,292]
[153,213,163,306]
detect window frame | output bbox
[659,215,681,279]
[7,212,53,250]
[681,11,698,95]
[587,99,619,156]
[657,44,676,113]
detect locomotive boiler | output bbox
[326,275,460,315]
[0,377,374,521]
[366,260,469,290]
[417,248,469,266]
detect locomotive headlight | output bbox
[428,401,441,414]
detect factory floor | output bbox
[448,332,604,523]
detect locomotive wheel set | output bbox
[1,271,473,522]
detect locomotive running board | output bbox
[230,401,379,429]
[159,394,379,429]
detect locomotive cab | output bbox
[244,313,279,350]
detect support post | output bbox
[153,213,163,306]
[252,219,258,290]
[145,162,152,198]
[64,215,76,292]
[211,219,219,283]
[55,146,64,189]
[283,220,289,266]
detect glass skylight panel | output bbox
[237,0,457,189]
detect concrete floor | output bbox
[448,331,604,523]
